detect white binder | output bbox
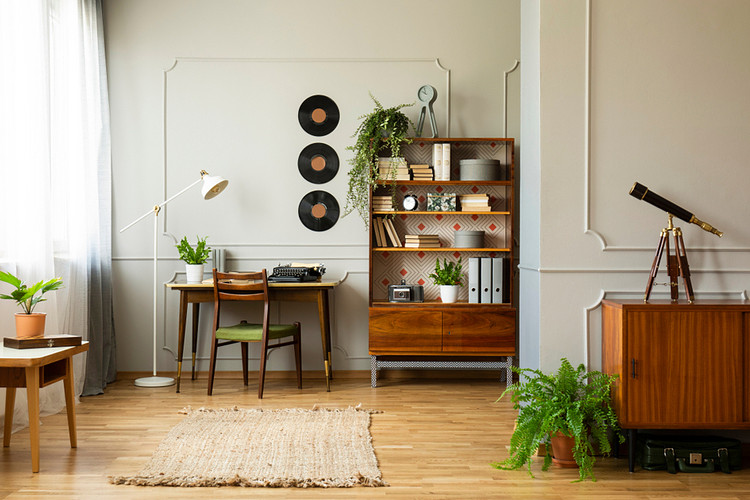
[468,257,480,303]
[492,257,505,303]
[480,257,492,303]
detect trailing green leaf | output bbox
[491,358,623,482]
[344,92,415,228]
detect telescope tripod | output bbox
[644,214,694,303]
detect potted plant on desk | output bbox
[175,236,211,284]
[491,358,623,482]
[0,271,63,337]
[428,257,463,303]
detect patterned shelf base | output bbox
[369,355,514,388]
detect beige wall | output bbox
[522,0,750,372]
[103,0,521,373]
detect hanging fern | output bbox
[344,92,415,228]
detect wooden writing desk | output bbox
[166,279,341,393]
[1,341,89,472]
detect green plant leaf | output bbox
[491,358,623,481]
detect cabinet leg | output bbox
[370,356,378,388]
[628,429,637,472]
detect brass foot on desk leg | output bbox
[324,359,331,392]
[176,361,182,393]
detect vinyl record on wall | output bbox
[298,190,340,231]
[298,143,339,184]
[298,95,339,136]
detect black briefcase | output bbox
[637,434,742,474]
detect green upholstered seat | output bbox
[216,322,298,342]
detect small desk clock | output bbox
[416,84,438,138]
[402,194,419,211]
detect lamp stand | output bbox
[644,214,694,303]
[134,205,175,388]
[120,170,228,388]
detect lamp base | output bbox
[134,375,175,388]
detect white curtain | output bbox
[0,0,114,432]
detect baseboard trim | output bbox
[115,369,506,381]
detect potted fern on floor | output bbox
[491,358,623,482]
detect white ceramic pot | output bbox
[439,285,459,303]
[185,263,204,284]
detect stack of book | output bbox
[373,217,402,247]
[404,234,440,248]
[459,193,491,211]
[410,164,434,181]
[372,195,395,212]
[378,157,410,180]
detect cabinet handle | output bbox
[631,358,636,379]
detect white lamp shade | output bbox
[201,175,229,200]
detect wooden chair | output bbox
[207,269,302,398]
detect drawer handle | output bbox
[631,358,636,379]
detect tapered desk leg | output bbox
[191,303,200,380]
[63,357,77,448]
[3,386,15,447]
[25,366,41,473]
[316,289,333,391]
[176,291,188,393]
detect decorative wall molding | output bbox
[503,59,520,138]
[582,0,748,253]
[517,264,750,274]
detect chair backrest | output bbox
[212,269,270,329]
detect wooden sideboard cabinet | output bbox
[601,299,750,471]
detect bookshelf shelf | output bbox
[372,247,511,252]
[373,211,511,216]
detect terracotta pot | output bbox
[15,312,46,338]
[550,432,578,468]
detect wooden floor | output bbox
[2,373,750,499]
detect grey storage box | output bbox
[459,159,503,181]
[454,230,484,248]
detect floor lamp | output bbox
[120,170,229,387]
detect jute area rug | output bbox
[110,406,386,488]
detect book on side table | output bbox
[3,334,82,349]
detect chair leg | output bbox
[294,322,302,389]
[207,337,219,396]
[241,342,249,386]
[258,336,270,399]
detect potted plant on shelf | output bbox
[491,358,623,482]
[428,257,463,303]
[175,236,211,284]
[0,271,63,337]
[344,92,415,227]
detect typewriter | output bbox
[268,263,326,283]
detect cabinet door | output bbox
[626,310,743,426]
[442,310,515,354]
[369,308,442,353]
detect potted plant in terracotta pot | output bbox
[344,92,415,227]
[175,236,211,284]
[491,358,623,482]
[0,271,63,337]
[428,257,463,303]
